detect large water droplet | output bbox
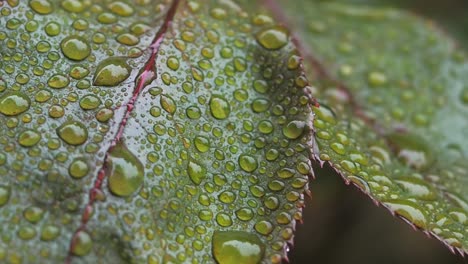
[57,121,88,145]
[61,36,91,61]
[212,231,265,264]
[93,57,131,87]
[255,25,289,50]
[0,92,30,116]
[106,141,144,197]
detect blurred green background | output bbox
[288,1,468,263]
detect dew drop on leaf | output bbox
[212,231,265,264]
[69,159,89,179]
[0,92,30,116]
[60,36,91,61]
[18,129,41,147]
[93,57,131,87]
[209,95,231,119]
[56,121,88,146]
[106,141,144,197]
[29,0,53,15]
[71,230,92,256]
[187,160,206,185]
[238,154,258,172]
[282,120,306,139]
[40,225,60,241]
[255,25,289,50]
[0,186,10,207]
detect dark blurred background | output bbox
[288,1,468,263]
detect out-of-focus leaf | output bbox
[279,0,468,254]
[0,0,313,263]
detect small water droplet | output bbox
[212,231,265,264]
[255,25,289,50]
[282,120,306,139]
[41,225,60,241]
[368,71,387,87]
[187,161,206,185]
[18,130,41,147]
[106,141,144,197]
[395,177,436,201]
[160,95,177,114]
[69,159,89,179]
[93,57,131,87]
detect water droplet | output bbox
[212,231,265,264]
[256,25,289,50]
[79,95,101,110]
[0,92,30,116]
[48,74,70,89]
[18,130,41,147]
[45,22,60,36]
[238,154,258,172]
[61,36,91,61]
[93,57,131,87]
[109,1,134,17]
[282,120,306,139]
[460,87,468,105]
[106,141,144,197]
[236,208,254,221]
[61,0,86,13]
[18,226,36,240]
[71,230,92,256]
[96,108,114,123]
[57,121,88,146]
[254,220,273,235]
[167,56,180,71]
[210,95,231,120]
[23,206,44,223]
[29,0,53,15]
[160,95,177,114]
[368,71,387,87]
[69,159,89,179]
[38,225,60,242]
[216,213,233,227]
[194,136,210,153]
[0,186,10,207]
[188,161,206,185]
[384,199,427,228]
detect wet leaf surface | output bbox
[0,0,313,263]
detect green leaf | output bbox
[280,0,468,253]
[0,0,313,263]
